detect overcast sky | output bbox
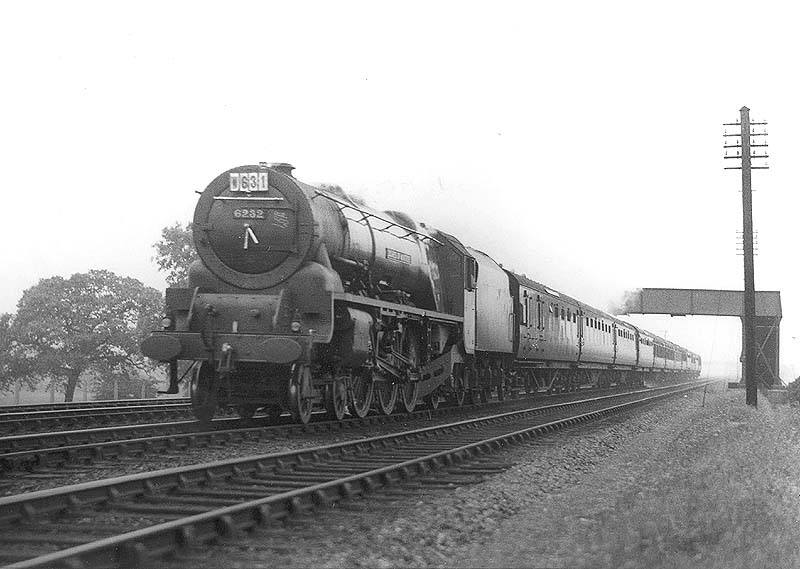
[2,2,798,380]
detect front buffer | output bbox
[142,259,338,423]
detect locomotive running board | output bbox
[333,292,463,324]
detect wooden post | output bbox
[739,106,757,407]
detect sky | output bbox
[1,1,799,380]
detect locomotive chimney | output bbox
[267,162,295,177]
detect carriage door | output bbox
[536,295,545,344]
[611,322,618,365]
[463,257,477,354]
[577,309,584,362]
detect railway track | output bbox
[0,381,709,568]
[0,401,194,436]
[0,385,663,474]
[0,399,190,414]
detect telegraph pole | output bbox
[724,106,769,407]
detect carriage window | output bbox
[561,308,565,320]
[465,258,478,291]
[537,298,543,329]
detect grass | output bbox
[587,393,800,569]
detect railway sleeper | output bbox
[374,487,432,497]
[112,500,215,516]
[139,494,244,508]
[244,471,345,482]
[0,530,98,547]
[227,476,331,488]
[287,465,387,476]
[0,550,63,565]
[348,452,434,461]
[445,465,511,475]
[177,487,294,500]
[410,477,470,488]
[290,460,404,471]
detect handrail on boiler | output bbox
[313,190,442,245]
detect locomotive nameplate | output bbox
[385,248,412,265]
[229,172,269,192]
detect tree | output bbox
[153,222,197,287]
[0,314,14,392]
[0,313,33,394]
[11,270,163,401]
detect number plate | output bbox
[230,172,269,193]
[233,208,266,220]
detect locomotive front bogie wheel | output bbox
[288,363,314,424]
[190,361,218,424]
[348,371,374,419]
[324,377,348,421]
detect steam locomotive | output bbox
[141,163,701,423]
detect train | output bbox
[141,162,701,423]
